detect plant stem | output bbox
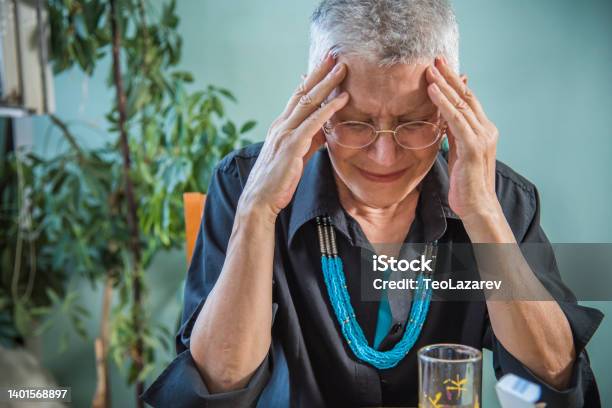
[11,150,24,301]
[92,276,113,408]
[49,114,84,158]
[138,0,149,54]
[109,1,145,406]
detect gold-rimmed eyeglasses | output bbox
[323,120,445,150]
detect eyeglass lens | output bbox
[331,121,440,149]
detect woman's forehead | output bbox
[336,55,435,118]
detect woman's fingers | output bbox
[281,52,335,119]
[435,57,489,124]
[426,65,482,133]
[291,91,349,156]
[283,62,347,130]
[427,82,476,149]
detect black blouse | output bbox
[143,143,603,407]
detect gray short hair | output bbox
[309,0,459,72]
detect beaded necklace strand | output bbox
[316,215,437,369]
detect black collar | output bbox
[287,148,459,247]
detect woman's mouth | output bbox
[356,167,408,183]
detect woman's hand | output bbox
[425,57,500,221]
[238,52,349,222]
[189,59,348,390]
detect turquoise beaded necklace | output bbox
[316,215,437,369]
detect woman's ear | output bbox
[460,74,468,86]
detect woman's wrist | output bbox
[235,198,278,234]
[461,200,516,243]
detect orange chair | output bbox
[183,193,206,264]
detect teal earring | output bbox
[440,133,449,153]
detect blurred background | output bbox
[1,0,611,407]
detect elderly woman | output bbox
[143,1,603,407]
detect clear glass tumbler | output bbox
[418,343,482,408]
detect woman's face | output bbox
[326,55,443,208]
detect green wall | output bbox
[36,0,611,406]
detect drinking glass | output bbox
[418,343,482,408]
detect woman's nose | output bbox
[367,131,399,166]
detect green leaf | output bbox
[162,0,179,29]
[46,288,61,305]
[30,306,52,317]
[217,88,237,103]
[14,302,30,336]
[137,362,156,382]
[58,331,69,354]
[222,121,237,138]
[240,120,256,134]
[35,318,55,336]
[73,304,90,318]
[159,157,192,194]
[71,314,88,338]
[171,71,194,83]
[211,96,224,117]
[127,361,139,384]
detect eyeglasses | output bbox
[323,119,445,150]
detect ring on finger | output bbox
[455,99,468,110]
[299,93,313,106]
